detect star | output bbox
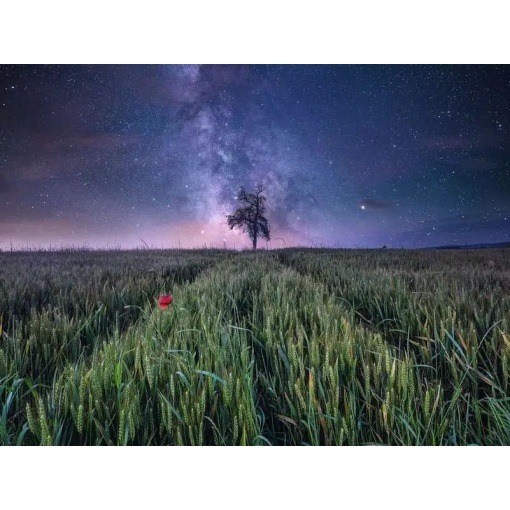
[0,64,509,249]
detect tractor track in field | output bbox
[272,252,424,359]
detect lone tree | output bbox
[227,185,271,250]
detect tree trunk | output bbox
[253,198,259,250]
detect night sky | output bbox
[1,64,509,250]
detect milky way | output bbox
[1,65,509,249]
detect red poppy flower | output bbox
[158,294,173,309]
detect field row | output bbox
[1,249,509,445]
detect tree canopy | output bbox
[226,185,271,249]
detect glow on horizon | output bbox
[0,218,310,251]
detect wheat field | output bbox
[0,248,509,445]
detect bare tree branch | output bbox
[226,185,271,249]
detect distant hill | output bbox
[424,241,510,250]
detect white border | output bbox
[1,1,508,64]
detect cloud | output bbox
[423,135,473,151]
[422,133,507,152]
[29,132,140,153]
[0,218,86,249]
[391,212,510,247]
[0,175,14,194]
[65,133,139,151]
[461,156,499,172]
[360,199,395,210]
[3,131,142,186]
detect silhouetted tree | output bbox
[227,185,270,250]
